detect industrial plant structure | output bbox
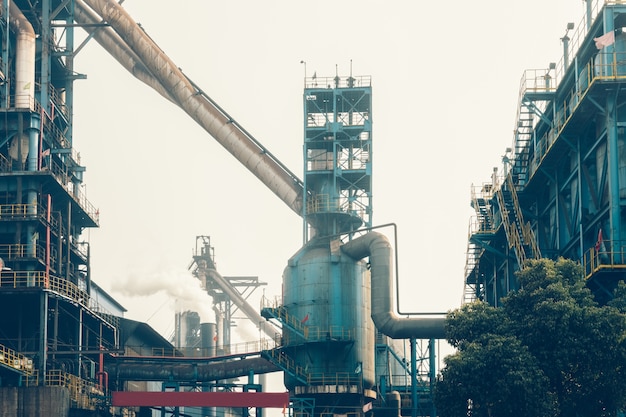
[0,0,625,417]
[0,0,442,416]
[465,0,626,307]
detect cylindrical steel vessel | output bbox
[282,238,374,390]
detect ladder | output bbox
[463,183,496,304]
[496,174,541,267]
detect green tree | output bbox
[435,258,626,417]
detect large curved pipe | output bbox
[109,356,279,382]
[81,0,306,221]
[74,0,175,104]
[8,1,35,109]
[340,232,446,340]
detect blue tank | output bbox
[282,238,375,391]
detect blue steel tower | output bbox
[302,74,372,241]
[465,1,626,306]
[265,74,375,416]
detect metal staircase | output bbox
[260,303,310,383]
[463,183,496,304]
[261,305,309,339]
[511,98,535,186]
[511,69,555,186]
[261,347,309,385]
[261,302,359,387]
[495,174,541,267]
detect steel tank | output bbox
[282,237,375,391]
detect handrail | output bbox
[0,343,33,375]
[45,159,99,223]
[25,370,104,410]
[582,240,626,279]
[513,45,626,186]
[261,296,356,343]
[505,175,541,260]
[131,338,277,358]
[0,271,118,328]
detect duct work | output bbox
[8,1,35,109]
[79,0,306,225]
[109,356,279,382]
[74,0,175,103]
[341,232,447,340]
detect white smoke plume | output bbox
[111,266,215,324]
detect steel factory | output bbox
[0,0,624,416]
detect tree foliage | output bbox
[434,258,626,417]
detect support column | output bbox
[39,292,48,382]
[607,93,621,245]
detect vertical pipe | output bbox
[66,201,71,280]
[2,0,9,108]
[607,92,621,244]
[65,0,75,145]
[52,298,58,364]
[56,212,62,274]
[27,127,37,171]
[331,260,342,327]
[10,0,36,109]
[39,292,48,381]
[410,338,417,417]
[224,300,232,349]
[429,339,436,417]
[577,138,585,258]
[85,242,91,293]
[45,194,51,287]
[78,309,83,378]
[562,35,570,72]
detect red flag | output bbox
[301,313,309,324]
[594,31,615,49]
[595,229,603,252]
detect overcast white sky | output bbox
[71,1,587,346]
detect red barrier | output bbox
[111,391,290,408]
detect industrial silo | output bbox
[282,237,375,392]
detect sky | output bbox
[71,1,588,353]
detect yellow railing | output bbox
[583,240,626,279]
[25,370,104,410]
[0,203,35,218]
[0,271,118,328]
[303,326,354,342]
[0,343,33,375]
[138,338,277,358]
[518,50,626,184]
[261,296,356,343]
[45,160,99,224]
[307,371,361,386]
[264,350,363,387]
[505,175,541,260]
[307,193,335,214]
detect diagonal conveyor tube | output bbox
[74,0,175,104]
[81,0,305,220]
[199,267,280,340]
[341,232,446,340]
[78,1,444,340]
